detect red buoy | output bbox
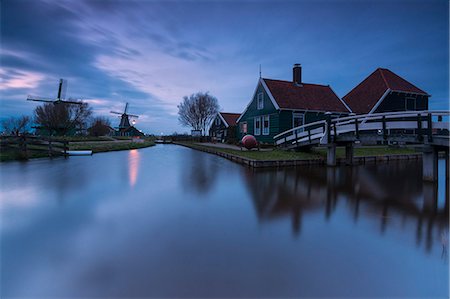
[242,134,257,150]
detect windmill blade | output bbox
[59,99,82,105]
[110,111,123,115]
[56,79,68,100]
[124,102,129,114]
[128,114,139,118]
[27,95,55,102]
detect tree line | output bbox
[3,91,221,137]
[1,102,111,137]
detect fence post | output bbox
[295,130,298,146]
[382,116,387,141]
[417,113,423,142]
[427,113,433,142]
[350,113,359,140]
[325,112,332,143]
[308,129,311,143]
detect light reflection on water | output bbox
[0,145,448,298]
[128,149,140,187]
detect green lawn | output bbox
[1,140,155,161]
[69,140,155,153]
[177,142,419,161]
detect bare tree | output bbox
[34,102,92,136]
[1,116,31,136]
[88,116,112,137]
[177,92,220,135]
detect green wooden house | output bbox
[236,64,351,144]
[209,112,241,143]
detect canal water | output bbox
[1,144,448,298]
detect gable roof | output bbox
[342,68,429,114]
[263,78,350,113]
[219,112,240,127]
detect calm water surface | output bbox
[1,144,448,298]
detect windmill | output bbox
[110,102,139,130]
[27,79,82,105]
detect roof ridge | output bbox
[343,68,384,99]
[220,112,240,115]
[378,68,390,89]
[263,78,330,87]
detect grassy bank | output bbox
[69,140,155,153]
[1,139,155,162]
[176,142,418,161]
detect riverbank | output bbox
[174,141,422,168]
[0,138,155,162]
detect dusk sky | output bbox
[1,0,448,134]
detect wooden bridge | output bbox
[274,110,449,181]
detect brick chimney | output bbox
[293,64,302,85]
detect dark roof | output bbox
[220,112,240,126]
[342,68,429,114]
[263,78,349,113]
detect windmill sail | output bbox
[26,78,81,105]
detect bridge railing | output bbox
[328,110,449,143]
[274,110,449,148]
[273,119,327,146]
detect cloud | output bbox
[0,68,46,90]
[1,0,448,134]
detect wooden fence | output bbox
[0,135,69,159]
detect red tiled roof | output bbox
[342,68,429,114]
[263,79,349,113]
[220,112,240,126]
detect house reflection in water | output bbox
[242,161,449,254]
[128,149,140,187]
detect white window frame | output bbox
[263,115,270,135]
[405,97,416,111]
[254,117,261,135]
[257,92,264,110]
[292,112,305,133]
[240,122,248,133]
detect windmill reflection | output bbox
[128,150,140,187]
[243,161,449,253]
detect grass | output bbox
[177,142,419,161]
[1,139,156,161]
[177,142,322,160]
[69,140,155,153]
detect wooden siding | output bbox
[375,92,428,113]
[237,82,279,143]
[209,115,227,139]
[237,81,349,144]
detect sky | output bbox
[1,0,448,135]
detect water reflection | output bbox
[0,146,448,298]
[243,162,449,254]
[181,149,219,195]
[128,150,140,187]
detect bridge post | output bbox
[345,143,354,165]
[422,146,438,181]
[327,144,336,167]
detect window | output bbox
[240,122,248,133]
[254,117,261,135]
[293,112,305,133]
[405,98,416,111]
[257,92,264,110]
[263,115,270,135]
[215,117,221,126]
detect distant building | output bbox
[237,64,350,143]
[116,126,144,137]
[209,112,241,143]
[342,68,429,114]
